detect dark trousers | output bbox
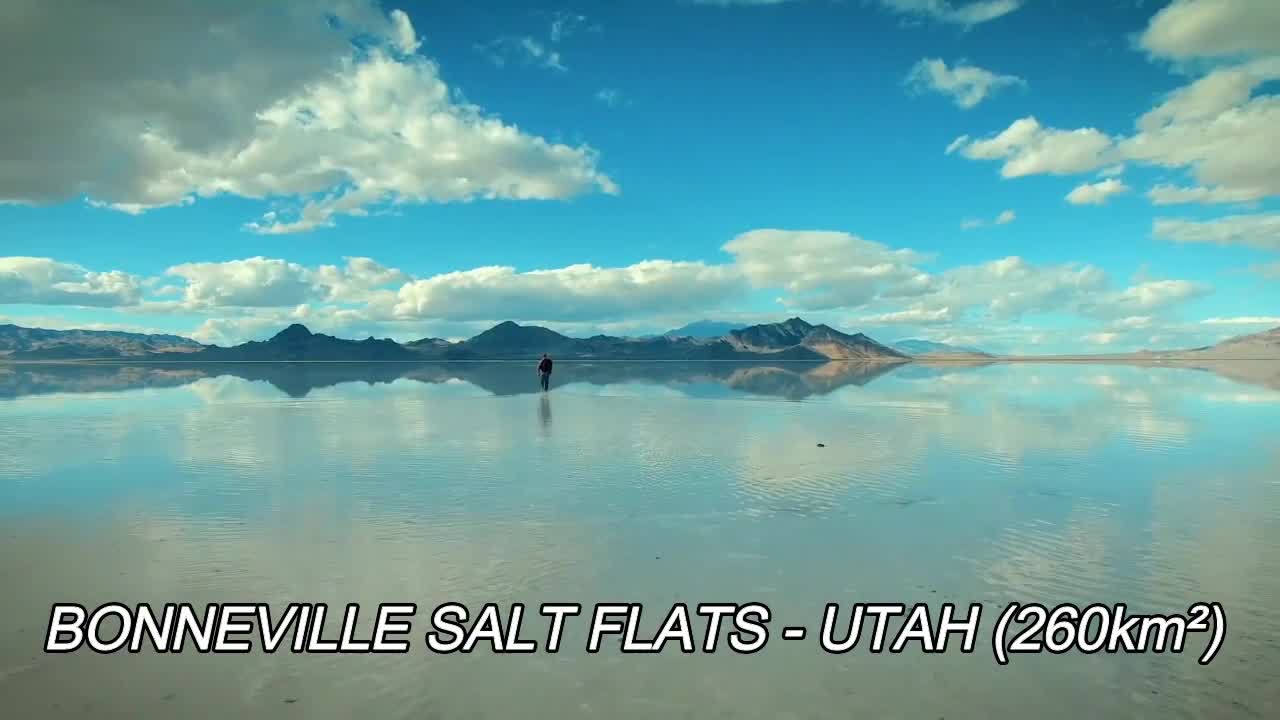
[540,372,551,391]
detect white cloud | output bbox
[0,257,141,307]
[1250,262,1280,279]
[165,258,317,308]
[1147,184,1266,205]
[596,89,626,108]
[905,58,1023,109]
[951,58,1280,202]
[478,11,592,71]
[1066,178,1130,205]
[391,261,747,322]
[1085,332,1119,345]
[961,209,1015,229]
[722,230,934,310]
[900,260,1208,324]
[924,257,1109,321]
[0,314,172,336]
[186,304,418,346]
[1119,60,1280,200]
[516,37,567,71]
[1201,316,1280,325]
[1086,280,1212,317]
[0,1,614,233]
[1114,316,1154,329]
[163,256,410,309]
[946,117,1115,177]
[388,9,421,55]
[856,306,954,325]
[549,11,590,43]
[312,258,411,303]
[1153,213,1280,250]
[1,237,1219,350]
[1139,0,1280,60]
[879,0,1024,26]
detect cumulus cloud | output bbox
[1201,316,1280,326]
[1120,60,1280,201]
[2,242,1218,349]
[388,9,421,55]
[905,58,1024,109]
[1066,178,1130,205]
[313,258,412,303]
[1085,332,1119,345]
[948,43,1280,203]
[1084,280,1213,318]
[0,257,141,307]
[1139,0,1280,60]
[1147,184,1266,205]
[923,257,1110,321]
[722,230,934,310]
[186,304,427,346]
[0,1,615,233]
[891,259,1210,325]
[1113,316,1155,330]
[165,258,317,309]
[879,0,1024,26]
[1153,213,1280,250]
[163,256,410,309]
[855,306,954,325]
[946,117,1115,177]
[391,261,747,322]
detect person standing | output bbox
[537,353,553,391]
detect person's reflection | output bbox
[538,393,552,435]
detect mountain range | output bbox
[891,338,989,357]
[0,358,914,401]
[1,318,1278,362]
[0,324,203,359]
[0,317,916,362]
[662,320,747,339]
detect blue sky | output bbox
[1,0,1278,352]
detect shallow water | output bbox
[1,361,1278,719]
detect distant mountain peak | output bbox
[0,323,204,359]
[662,320,747,339]
[725,317,906,361]
[272,324,314,341]
[892,338,989,356]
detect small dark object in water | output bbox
[816,443,825,447]
[284,698,298,704]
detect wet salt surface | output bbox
[1,361,1278,719]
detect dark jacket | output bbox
[538,357,553,373]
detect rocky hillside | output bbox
[0,324,203,359]
[727,318,909,361]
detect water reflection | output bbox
[1,360,1278,718]
[2,357,1277,402]
[539,394,552,436]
